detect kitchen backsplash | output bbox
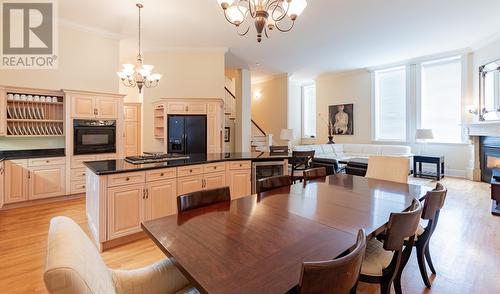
[0,137,65,150]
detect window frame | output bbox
[301,83,316,139]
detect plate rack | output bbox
[6,92,64,137]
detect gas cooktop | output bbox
[125,153,190,164]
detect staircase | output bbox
[251,120,273,152]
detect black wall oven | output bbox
[73,120,116,155]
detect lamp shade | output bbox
[415,129,434,140]
[280,129,294,141]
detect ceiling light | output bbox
[217,0,308,42]
[117,3,161,93]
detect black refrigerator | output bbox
[167,115,207,155]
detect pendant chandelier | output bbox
[117,3,161,93]
[217,0,307,42]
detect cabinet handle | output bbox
[82,185,86,189]
[240,164,243,167]
[125,177,130,181]
[28,171,30,179]
[46,160,50,163]
[213,166,217,170]
[146,189,149,199]
[160,172,164,176]
[142,189,145,199]
[189,169,193,173]
[82,173,86,176]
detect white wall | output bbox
[288,80,302,146]
[132,49,226,152]
[0,25,120,150]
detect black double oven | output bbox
[73,120,116,155]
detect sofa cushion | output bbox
[320,144,335,154]
[343,144,364,154]
[331,144,344,154]
[380,145,411,156]
[362,145,382,156]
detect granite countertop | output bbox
[0,148,65,162]
[84,152,292,175]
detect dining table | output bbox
[141,174,431,294]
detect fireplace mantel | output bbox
[467,121,500,137]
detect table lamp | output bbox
[415,129,434,155]
[280,129,294,152]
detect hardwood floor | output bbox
[0,177,498,293]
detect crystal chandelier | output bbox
[217,0,307,42]
[117,3,161,93]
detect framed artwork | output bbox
[329,103,354,135]
[224,127,230,142]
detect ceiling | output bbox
[59,0,500,82]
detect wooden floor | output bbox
[0,177,499,294]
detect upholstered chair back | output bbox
[365,156,409,184]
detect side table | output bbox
[413,155,444,181]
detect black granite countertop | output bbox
[0,148,65,162]
[84,152,292,175]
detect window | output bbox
[374,67,407,141]
[420,57,462,143]
[302,85,316,138]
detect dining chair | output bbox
[291,150,315,183]
[365,156,409,184]
[303,167,327,182]
[44,216,195,294]
[293,229,367,294]
[257,175,292,194]
[359,199,422,294]
[403,183,448,288]
[177,186,231,213]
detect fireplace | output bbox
[480,136,500,182]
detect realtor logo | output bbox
[1,0,58,69]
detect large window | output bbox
[302,85,316,138]
[420,57,462,143]
[374,67,407,141]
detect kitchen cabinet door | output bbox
[186,102,206,114]
[71,95,95,118]
[0,90,5,136]
[4,160,29,204]
[107,184,144,240]
[207,114,219,154]
[177,175,203,195]
[95,97,118,119]
[204,171,226,190]
[0,161,4,208]
[167,102,187,114]
[227,169,251,200]
[146,179,177,220]
[124,121,138,156]
[29,165,66,200]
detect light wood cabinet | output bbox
[186,102,206,114]
[0,161,4,208]
[146,179,177,220]
[227,169,251,199]
[204,171,226,190]
[177,175,204,195]
[4,160,29,204]
[167,101,187,113]
[107,184,144,240]
[71,95,118,119]
[0,89,6,136]
[29,165,66,200]
[123,103,141,157]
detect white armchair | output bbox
[44,216,196,294]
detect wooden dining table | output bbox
[141,174,431,294]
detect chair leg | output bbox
[416,244,432,288]
[393,274,402,294]
[424,244,437,274]
[380,278,392,294]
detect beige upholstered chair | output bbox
[365,156,409,184]
[44,216,196,294]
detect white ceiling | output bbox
[59,0,500,81]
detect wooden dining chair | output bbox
[359,199,422,294]
[256,175,292,194]
[291,150,315,183]
[404,183,448,288]
[177,186,231,213]
[294,229,367,294]
[365,156,409,184]
[303,167,327,182]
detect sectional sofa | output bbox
[293,143,412,163]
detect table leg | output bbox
[413,159,417,177]
[441,162,445,179]
[436,162,440,181]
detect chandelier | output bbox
[217,0,307,42]
[117,3,161,93]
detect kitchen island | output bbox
[84,152,291,251]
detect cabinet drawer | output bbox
[29,157,65,167]
[146,168,177,182]
[71,168,87,182]
[71,155,96,169]
[177,165,204,177]
[204,162,226,174]
[71,181,87,194]
[107,172,145,187]
[228,161,251,170]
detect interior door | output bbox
[124,121,138,156]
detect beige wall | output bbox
[137,50,226,152]
[251,75,289,145]
[316,70,372,145]
[0,25,120,150]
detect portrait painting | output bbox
[329,104,354,135]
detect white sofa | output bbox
[293,143,412,163]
